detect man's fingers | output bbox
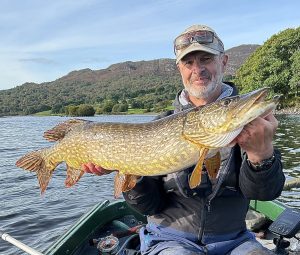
[236,126,251,142]
[94,165,103,172]
[263,113,279,129]
[82,162,113,176]
[82,164,92,173]
[82,162,101,175]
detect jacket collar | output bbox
[173,82,237,113]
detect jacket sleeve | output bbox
[123,176,167,215]
[239,148,285,201]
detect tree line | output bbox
[234,27,300,109]
[0,27,299,117]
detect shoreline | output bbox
[275,107,300,115]
[1,108,299,118]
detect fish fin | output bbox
[114,172,124,198]
[16,150,56,194]
[121,174,138,192]
[204,151,221,179]
[189,148,209,189]
[65,164,85,188]
[181,132,207,148]
[43,119,90,142]
[114,173,137,198]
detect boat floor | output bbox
[73,214,142,255]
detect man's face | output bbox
[177,51,228,101]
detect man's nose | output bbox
[191,61,205,73]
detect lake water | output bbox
[0,114,299,255]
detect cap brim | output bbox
[176,44,221,64]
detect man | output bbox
[83,25,285,255]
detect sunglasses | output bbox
[174,30,223,53]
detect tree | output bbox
[112,103,129,112]
[131,100,144,109]
[289,50,300,95]
[65,105,78,116]
[51,104,64,114]
[234,27,300,97]
[76,104,95,116]
[112,104,121,113]
[102,101,115,113]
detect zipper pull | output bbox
[207,200,212,212]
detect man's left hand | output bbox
[236,113,278,163]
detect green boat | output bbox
[2,199,299,255]
[41,199,299,255]
[45,199,146,255]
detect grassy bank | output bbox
[33,108,163,116]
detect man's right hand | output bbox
[82,163,113,176]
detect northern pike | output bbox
[16,87,279,197]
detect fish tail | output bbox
[16,150,56,194]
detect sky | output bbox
[0,0,299,91]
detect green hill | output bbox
[0,45,259,116]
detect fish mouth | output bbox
[245,88,280,117]
[243,87,268,104]
[236,87,270,114]
[226,87,280,131]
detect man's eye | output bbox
[184,60,194,66]
[201,57,213,62]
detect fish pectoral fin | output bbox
[204,151,221,179]
[181,132,208,149]
[65,164,84,188]
[114,173,138,198]
[189,148,209,189]
[16,150,56,194]
[114,172,123,198]
[43,119,90,142]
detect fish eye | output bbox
[221,99,231,106]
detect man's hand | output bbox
[236,113,278,163]
[82,163,113,176]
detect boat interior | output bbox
[73,214,143,255]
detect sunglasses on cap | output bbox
[174,30,223,53]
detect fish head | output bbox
[183,87,280,147]
[199,87,280,132]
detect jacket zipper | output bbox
[197,197,207,244]
[198,149,234,243]
[207,149,234,212]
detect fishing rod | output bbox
[0,230,44,255]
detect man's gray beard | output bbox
[186,73,224,99]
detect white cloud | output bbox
[0,54,39,89]
[19,58,57,65]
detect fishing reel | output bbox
[90,223,143,255]
[91,235,120,255]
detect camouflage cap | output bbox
[174,24,224,64]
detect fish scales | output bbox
[44,114,199,176]
[16,87,280,194]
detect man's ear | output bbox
[221,54,228,72]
